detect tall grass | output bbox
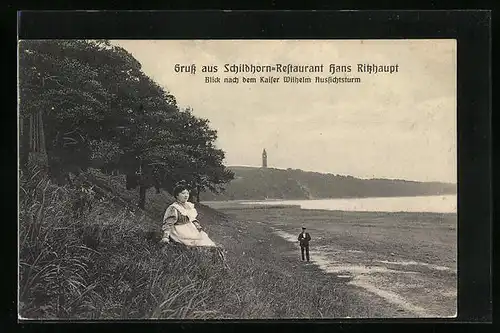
[19,165,347,320]
[18,165,230,319]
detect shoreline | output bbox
[201,193,457,204]
[204,206,408,318]
[202,195,458,215]
[214,205,457,318]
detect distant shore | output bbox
[200,166,457,202]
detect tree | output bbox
[19,40,149,180]
[19,39,234,210]
[161,108,235,202]
[121,107,235,207]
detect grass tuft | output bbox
[19,166,231,319]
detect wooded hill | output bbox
[200,166,457,201]
[18,40,234,207]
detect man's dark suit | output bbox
[298,231,311,261]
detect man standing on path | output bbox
[298,227,311,262]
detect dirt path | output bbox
[206,209,410,318]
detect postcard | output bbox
[18,39,457,319]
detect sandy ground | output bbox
[204,202,457,319]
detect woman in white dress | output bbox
[160,185,217,247]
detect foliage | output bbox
[18,39,234,205]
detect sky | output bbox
[111,40,456,183]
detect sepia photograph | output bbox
[18,39,458,320]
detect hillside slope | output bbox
[19,167,372,319]
[83,169,225,231]
[200,166,457,201]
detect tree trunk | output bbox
[19,116,30,174]
[126,174,138,190]
[196,186,201,203]
[138,185,147,210]
[154,178,161,194]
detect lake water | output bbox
[240,195,457,213]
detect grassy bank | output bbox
[19,166,231,319]
[19,166,360,319]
